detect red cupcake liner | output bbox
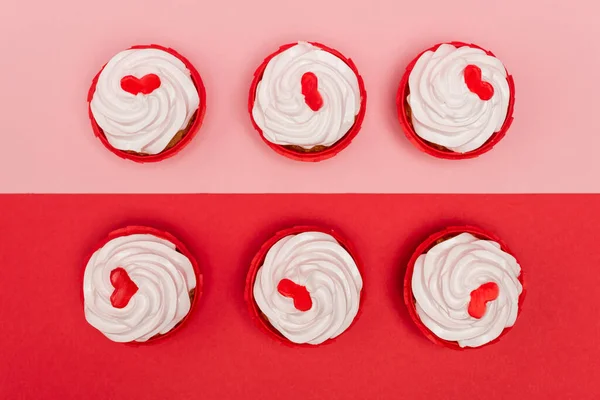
[82,225,203,345]
[245,225,365,347]
[403,225,527,350]
[248,42,368,162]
[396,41,516,160]
[87,44,207,163]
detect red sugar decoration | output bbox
[468,282,500,319]
[301,72,324,111]
[277,278,313,312]
[464,65,494,101]
[120,74,161,95]
[109,267,139,309]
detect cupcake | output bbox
[88,44,206,162]
[245,226,363,345]
[397,42,515,159]
[404,226,525,349]
[249,41,367,162]
[83,226,201,343]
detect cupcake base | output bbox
[283,144,329,154]
[396,41,516,160]
[248,42,367,162]
[88,44,207,163]
[83,225,203,344]
[245,225,364,347]
[403,225,526,350]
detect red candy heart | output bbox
[277,278,313,312]
[110,267,139,309]
[464,65,494,101]
[301,72,324,111]
[468,282,499,319]
[120,74,161,95]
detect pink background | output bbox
[1,0,598,193]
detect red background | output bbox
[1,194,599,399]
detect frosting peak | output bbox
[83,233,197,343]
[407,44,510,153]
[411,232,522,348]
[90,48,200,155]
[252,42,361,149]
[253,231,362,345]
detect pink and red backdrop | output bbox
[1,0,598,193]
[2,0,598,398]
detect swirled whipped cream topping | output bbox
[412,232,522,348]
[252,42,361,149]
[90,48,200,154]
[83,233,197,342]
[407,44,510,153]
[253,231,363,344]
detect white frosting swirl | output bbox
[252,42,361,149]
[90,48,200,155]
[412,232,522,348]
[407,44,510,153]
[253,231,362,345]
[83,233,197,342]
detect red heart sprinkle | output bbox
[301,72,324,111]
[464,65,494,101]
[277,278,313,312]
[468,282,500,319]
[110,268,139,309]
[120,74,161,95]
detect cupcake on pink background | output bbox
[249,41,367,162]
[404,226,526,349]
[83,226,201,343]
[88,44,206,162]
[397,42,515,159]
[245,226,364,346]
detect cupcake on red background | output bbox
[83,226,201,343]
[249,41,367,162]
[245,226,363,345]
[397,42,515,159]
[404,226,525,349]
[88,44,206,162]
